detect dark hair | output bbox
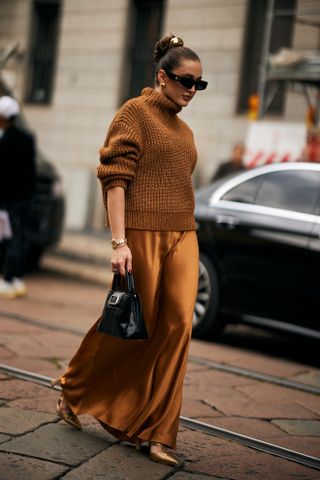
[154,34,200,85]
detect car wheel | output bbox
[192,253,224,339]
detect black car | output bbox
[0,80,65,268]
[194,162,320,341]
[26,149,65,268]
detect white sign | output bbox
[244,121,307,168]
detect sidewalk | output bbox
[41,230,113,286]
[0,302,226,480]
[1,302,319,479]
[0,234,320,479]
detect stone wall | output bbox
[24,0,130,230]
[165,0,249,185]
[1,0,319,231]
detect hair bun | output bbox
[154,34,184,64]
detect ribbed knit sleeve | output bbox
[97,103,143,193]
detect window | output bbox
[222,176,264,204]
[255,171,320,214]
[26,0,61,104]
[237,0,296,115]
[124,0,164,102]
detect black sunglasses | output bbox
[165,70,208,91]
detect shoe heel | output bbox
[50,377,61,388]
[56,394,82,431]
[135,439,142,451]
[149,442,181,466]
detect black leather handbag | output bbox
[97,271,148,340]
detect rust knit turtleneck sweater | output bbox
[97,87,197,231]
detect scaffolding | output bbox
[258,0,320,127]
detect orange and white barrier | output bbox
[244,121,307,168]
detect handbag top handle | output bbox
[111,270,136,294]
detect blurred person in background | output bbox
[301,129,320,163]
[0,96,36,298]
[212,141,246,181]
[51,34,207,466]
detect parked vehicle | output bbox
[26,149,65,269]
[0,79,65,269]
[194,162,320,341]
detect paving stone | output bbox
[181,399,221,418]
[9,390,59,413]
[80,415,116,441]
[229,355,306,378]
[171,472,229,480]
[237,383,320,416]
[0,317,45,334]
[4,357,66,377]
[197,416,287,439]
[0,451,69,480]
[0,433,10,444]
[62,443,172,479]
[1,422,110,466]
[186,363,208,373]
[200,385,317,419]
[189,339,243,364]
[42,255,111,288]
[189,340,306,377]
[0,331,81,360]
[184,368,255,389]
[0,346,15,359]
[291,370,320,387]
[274,436,320,457]
[0,406,55,435]
[0,278,103,333]
[179,430,320,479]
[271,420,320,436]
[0,379,56,401]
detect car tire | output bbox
[192,253,224,339]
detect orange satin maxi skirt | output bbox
[60,229,199,449]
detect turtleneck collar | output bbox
[141,87,182,115]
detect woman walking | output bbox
[52,34,207,465]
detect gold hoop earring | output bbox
[160,82,166,87]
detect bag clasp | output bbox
[108,292,123,306]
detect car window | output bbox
[221,176,264,204]
[312,190,320,216]
[255,171,320,215]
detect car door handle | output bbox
[215,215,240,229]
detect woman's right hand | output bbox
[111,244,132,276]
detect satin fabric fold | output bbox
[61,229,199,449]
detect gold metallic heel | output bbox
[50,377,61,387]
[56,394,82,431]
[149,442,181,466]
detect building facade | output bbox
[0,0,319,231]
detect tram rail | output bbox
[188,355,320,395]
[1,309,319,396]
[0,363,319,471]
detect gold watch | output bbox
[111,238,127,249]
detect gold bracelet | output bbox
[111,238,127,249]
